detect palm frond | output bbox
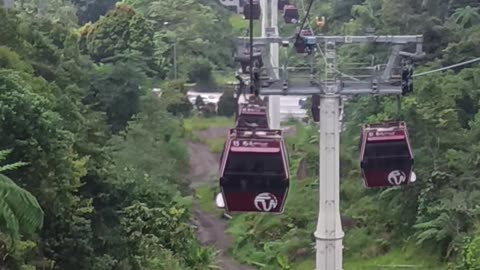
[0,148,29,173]
[0,149,12,162]
[0,161,29,173]
[0,174,44,236]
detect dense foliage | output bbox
[0,0,235,268]
[221,0,480,269]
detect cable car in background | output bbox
[359,121,415,188]
[236,103,269,129]
[219,128,289,213]
[244,0,261,20]
[235,48,264,74]
[294,29,316,54]
[278,0,289,10]
[283,5,299,23]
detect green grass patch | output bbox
[183,116,232,143]
[206,137,226,153]
[292,245,446,270]
[184,116,233,133]
[292,258,314,270]
[195,184,221,214]
[229,15,261,36]
[344,243,447,270]
[213,71,236,85]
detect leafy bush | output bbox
[186,58,215,88]
[217,89,236,117]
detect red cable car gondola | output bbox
[359,121,414,188]
[244,0,261,20]
[283,5,299,24]
[219,128,289,213]
[294,29,314,54]
[235,48,264,74]
[236,103,269,129]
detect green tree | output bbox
[186,58,215,88]
[85,61,148,133]
[79,3,156,72]
[217,89,236,117]
[452,5,480,28]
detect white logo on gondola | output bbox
[387,170,407,186]
[254,193,278,211]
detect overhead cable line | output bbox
[413,57,480,77]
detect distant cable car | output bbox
[244,0,261,20]
[236,103,269,129]
[219,128,290,213]
[235,48,264,74]
[294,29,316,54]
[359,121,414,188]
[278,0,289,10]
[283,5,299,23]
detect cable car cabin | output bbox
[359,121,414,188]
[219,128,289,213]
[283,5,299,23]
[294,30,316,54]
[244,0,261,20]
[236,104,269,129]
[278,0,289,10]
[235,48,263,74]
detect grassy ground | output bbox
[229,15,261,36]
[184,116,232,140]
[195,184,222,214]
[213,71,236,86]
[184,116,232,132]
[206,137,226,154]
[292,246,446,270]
[184,116,232,154]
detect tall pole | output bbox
[316,92,344,270]
[267,0,281,129]
[261,0,268,38]
[314,39,344,270]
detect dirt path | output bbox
[187,141,219,189]
[187,128,255,270]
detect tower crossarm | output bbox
[238,35,423,46]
